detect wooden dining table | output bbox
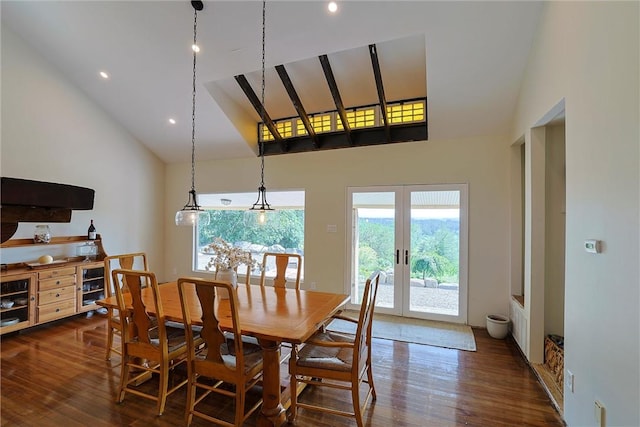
[96,281,349,427]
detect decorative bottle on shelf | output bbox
[88,220,97,240]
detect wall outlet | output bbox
[566,370,574,393]
[309,281,317,290]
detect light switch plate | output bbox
[566,370,574,393]
[585,239,600,253]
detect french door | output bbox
[346,184,468,323]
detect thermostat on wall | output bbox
[584,239,601,254]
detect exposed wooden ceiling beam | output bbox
[369,44,391,142]
[234,74,282,146]
[275,64,318,149]
[319,54,353,145]
[261,122,427,156]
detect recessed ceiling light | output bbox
[328,2,338,13]
[168,118,176,125]
[192,44,200,53]
[99,71,110,79]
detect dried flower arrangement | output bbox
[204,237,258,272]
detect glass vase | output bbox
[33,225,51,244]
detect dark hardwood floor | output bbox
[1,314,565,426]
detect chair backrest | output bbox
[353,271,381,372]
[112,268,167,352]
[177,277,248,375]
[259,252,302,289]
[104,253,148,298]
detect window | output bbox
[258,98,426,142]
[337,108,377,130]
[387,101,425,124]
[195,191,305,281]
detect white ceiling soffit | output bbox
[199,190,305,209]
[1,1,543,164]
[353,190,459,209]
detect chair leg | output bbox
[185,376,196,426]
[105,326,114,360]
[367,361,377,401]
[157,361,169,416]
[352,383,363,427]
[235,388,245,427]
[117,355,129,403]
[288,373,298,423]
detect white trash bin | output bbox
[486,314,510,339]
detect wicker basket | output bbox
[544,335,564,393]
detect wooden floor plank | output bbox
[1,315,565,426]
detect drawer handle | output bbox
[55,293,60,298]
[56,308,60,312]
[56,280,60,285]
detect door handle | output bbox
[405,250,409,265]
[396,249,400,264]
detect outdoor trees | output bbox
[199,210,305,251]
[356,216,459,284]
[411,227,458,283]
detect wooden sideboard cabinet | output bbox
[0,235,106,335]
[0,272,35,333]
[37,266,77,323]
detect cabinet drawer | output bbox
[38,267,76,280]
[39,275,76,291]
[38,286,76,305]
[37,299,76,323]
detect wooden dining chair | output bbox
[103,252,148,361]
[112,268,191,416]
[177,277,264,427]
[288,271,381,427]
[259,252,302,289]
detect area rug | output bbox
[326,310,477,352]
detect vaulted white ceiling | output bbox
[1,1,543,164]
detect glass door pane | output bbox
[348,189,399,313]
[405,187,463,320]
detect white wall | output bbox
[545,124,565,338]
[165,134,512,327]
[512,2,639,426]
[1,27,166,272]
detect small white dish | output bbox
[1,300,15,309]
[1,317,19,327]
[83,299,96,306]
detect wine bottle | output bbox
[88,219,97,240]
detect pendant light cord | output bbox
[250,0,272,213]
[259,0,266,189]
[191,7,198,193]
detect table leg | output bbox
[257,338,287,427]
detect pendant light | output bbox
[248,0,274,226]
[176,0,209,227]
